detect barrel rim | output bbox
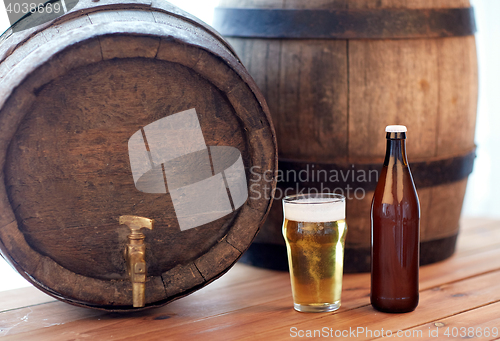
[1,0,240,62]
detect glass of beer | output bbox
[282,193,347,313]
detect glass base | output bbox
[294,301,340,313]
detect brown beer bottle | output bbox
[371,125,420,313]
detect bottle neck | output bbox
[384,133,408,167]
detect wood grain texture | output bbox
[0,33,48,80]
[226,205,265,251]
[236,271,500,341]
[348,38,439,160]
[3,240,498,340]
[0,287,55,313]
[100,35,160,59]
[456,219,500,255]
[436,35,478,157]
[377,301,500,341]
[6,57,240,279]
[276,39,348,162]
[0,1,277,310]
[161,262,204,298]
[194,239,241,281]
[225,3,349,163]
[1,218,499,340]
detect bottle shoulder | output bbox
[371,165,420,213]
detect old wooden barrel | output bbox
[214,0,478,272]
[0,0,277,310]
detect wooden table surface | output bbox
[1,217,500,340]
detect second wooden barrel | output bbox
[0,0,277,309]
[214,0,478,272]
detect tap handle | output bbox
[119,215,154,234]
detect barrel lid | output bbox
[0,1,277,311]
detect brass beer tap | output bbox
[119,215,154,308]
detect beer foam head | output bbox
[283,195,345,223]
[385,125,407,133]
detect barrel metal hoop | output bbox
[278,149,476,191]
[213,7,476,39]
[240,232,458,273]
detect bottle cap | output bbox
[385,125,407,133]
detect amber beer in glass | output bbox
[371,125,420,313]
[283,193,347,312]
